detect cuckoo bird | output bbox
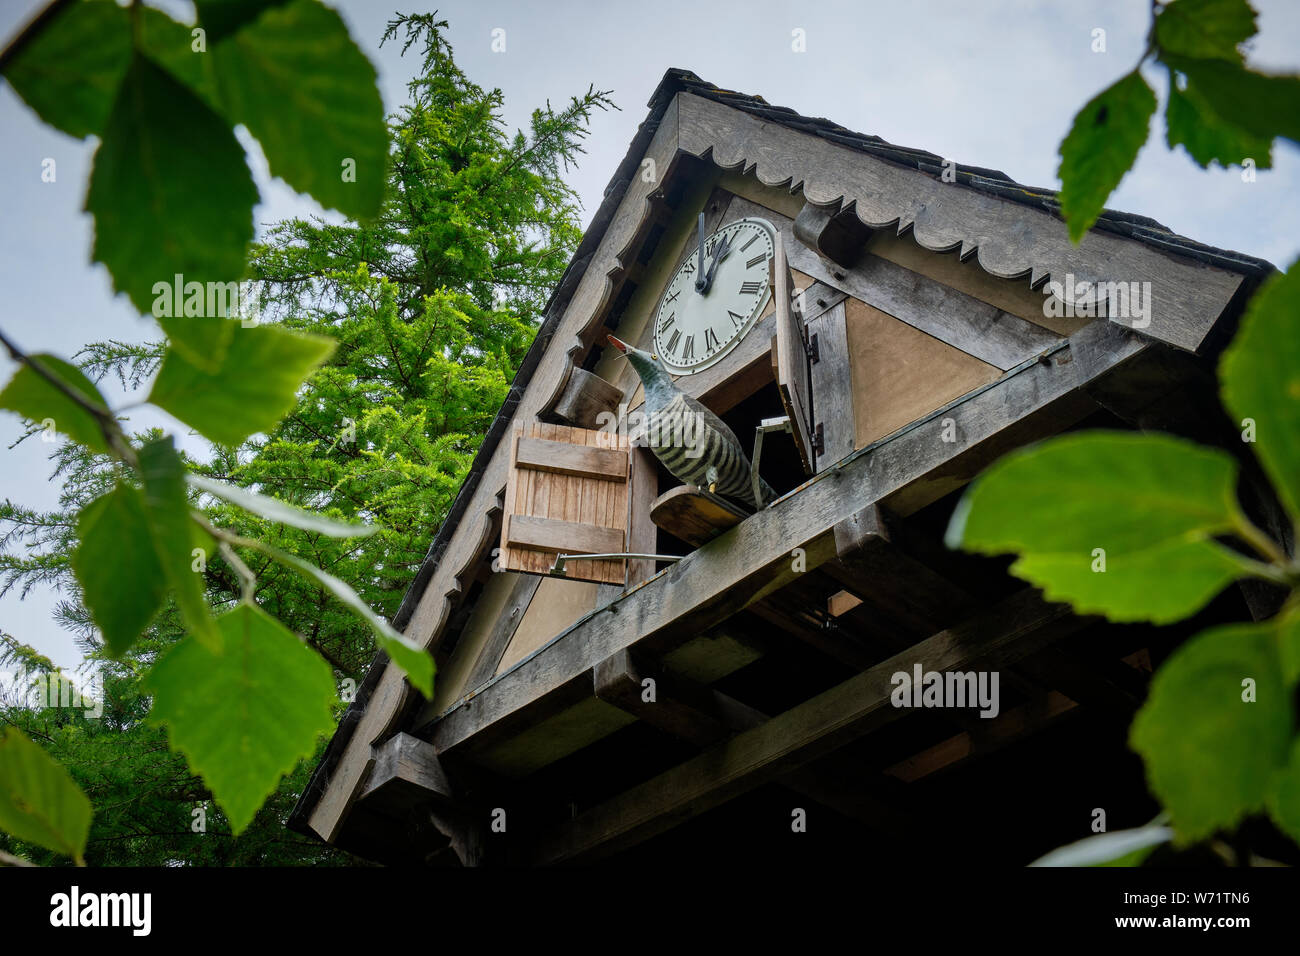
[608,335,775,509]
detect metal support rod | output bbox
[550,552,683,576]
[751,416,792,510]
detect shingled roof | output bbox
[289,66,1274,837]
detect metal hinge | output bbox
[813,422,825,456]
[806,330,820,364]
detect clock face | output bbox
[652,217,775,375]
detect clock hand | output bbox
[694,213,707,294]
[701,232,734,294]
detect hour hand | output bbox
[702,233,734,294]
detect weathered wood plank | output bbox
[807,299,853,467]
[530,589,1076,863]
[516,435,628,481]
[423,319,1149,762]
[772,232,815,474]
[593,646,917,833]
[360,732,454,811]
[463,573,543,693]
[505,513,625,556]
[800,249,1062,372]
[883,690,1078,783]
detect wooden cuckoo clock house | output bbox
[290,69,1276,866]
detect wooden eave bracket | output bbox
[359,732,455,810]
[793,200,873,268]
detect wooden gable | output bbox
[294,73,1263,862]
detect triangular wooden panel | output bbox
[500,423,631,585]
[771,233,815,476]
[844,297,1001,447]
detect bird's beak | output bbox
[606,334,628,353]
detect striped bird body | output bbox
[643,390,775,510]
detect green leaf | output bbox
[139,437,220,651]
[246,539,434,697]
[148,319,334,446]
[144,603,336,834]
[0,354,112,454]
[1130,623,1293,843]
[72,484,168,657]
[85,53,256,315]
[1155,0,1257,62]
[137,6,222,112]
[188,474,379,537]
[211,0,386,219]
[1165,78,1273,169]
[195,0,292,42]
[1029,818,1172,867]
[1279,609,1300,686]
[0,727,92,863]
[156,314,238,375]
[1219,263,1300,522]
[1163,55,1300,144]
[1268,738,1300,844]
[1,0,131,139]
[1057,72,1157,242]
[947,432,1245,624]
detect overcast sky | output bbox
[2,0,1298,671]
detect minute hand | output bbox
[701,233,733,294]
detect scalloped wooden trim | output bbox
[676,93,1243,354]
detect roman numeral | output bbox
[682,259,695,276]
[683,335,695,360]
[728,310,745,327]
[740,233,759,251]
[705,328,720,351]
[665,329,680,355]
[665,289,680,304]
[740,281,763,295]
[746,254,766,269]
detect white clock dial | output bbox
[652,217,775,374]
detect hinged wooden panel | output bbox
[771,233,816,476]
[500,423,632,585]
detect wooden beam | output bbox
[464,573,543,692]
[827,506,975,637]
[529,589,1077,864]
[424,319,1148,764]
[592,648,915,833]
[883,690,1078,783]
[360,732,455,810]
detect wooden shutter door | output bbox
[771,233,816,476]
[500,423,632,585]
